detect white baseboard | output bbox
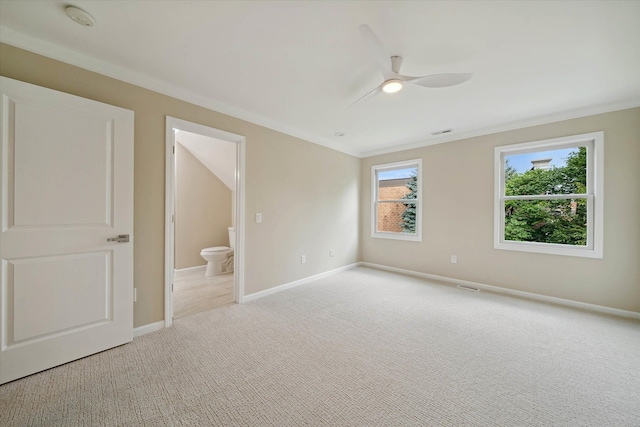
[133,320,165,338]
[360,262,640,320]
[174,265,206,277]
[243,263,360,302]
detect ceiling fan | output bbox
[351,24,473,107]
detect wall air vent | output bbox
[432,129,453,136]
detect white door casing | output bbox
[0,77,134,384]
[164,117,246,328]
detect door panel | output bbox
[0,77,134,384]
[11,252,111,342]
[13,101,112,227]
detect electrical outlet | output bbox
[301,255,306,264]
[329,249,335,257]
[451,255,458,264]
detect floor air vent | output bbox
[456,285,480,292]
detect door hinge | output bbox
[172,283,174,292]
[172,145,175,154]
[172,214,174,223]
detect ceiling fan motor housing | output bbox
[390,56,403,74]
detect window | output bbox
[372,159,422,241]
[494,132,603,258]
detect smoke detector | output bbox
[65,6,95,27]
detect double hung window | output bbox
[372,159,422,241]
[494,132,603,258]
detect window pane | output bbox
[504,199,587,246]
[505,147,587,196]
[378,167,417,201]
[377,202,416,234]
[372,159,422,241]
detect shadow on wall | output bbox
[174,130,236,270]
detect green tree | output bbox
[401,174,417,233]
[551,147,587,245]
[505,159,517,182]
[504,148,587,245]
[560,147,587,194]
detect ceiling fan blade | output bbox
[358,24,393,79]
[349,84,382,108]
[406,73,473,88]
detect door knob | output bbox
[107,234,130,243]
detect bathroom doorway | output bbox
[164,117,245,326]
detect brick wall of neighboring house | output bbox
[377,178,411,232]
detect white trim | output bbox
[503,193,589,201]
[173,265,206,277]
[235,127,247,304]
[493,132,604,258]
[133,321,165,338]
[0,26,360,158]
[361,99,640,158]
[243,263,360,303]
[127,263,640,337]
[360,262,640,320]
[3,26,637,160]
[371,159,422,242]
[164,119,175,328]
[165,117,246,328]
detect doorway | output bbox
[165,117,245,327]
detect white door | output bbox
[0,77,134,384]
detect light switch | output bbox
[256,213,262,223]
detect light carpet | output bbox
[1,266,639,426]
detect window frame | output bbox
[494,131,604,258]
[371,159,422,242]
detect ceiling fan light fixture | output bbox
[382,79,403,94]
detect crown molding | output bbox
[360,98,640,158]
[0,26,362,158]
[3,26,638,160]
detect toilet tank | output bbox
[228,227,236,249]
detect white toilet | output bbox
[200,227,235,276]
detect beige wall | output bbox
[2,42,636,324]
[361,108,640,312]
[175,143,232,270]
[0,44,361,327]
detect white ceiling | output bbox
[1,1,639,157]
[176,131,236,191]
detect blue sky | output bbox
[378,148,578,179]
[506,147,577,173]
[379,167,416,180]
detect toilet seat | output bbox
[201,246,231,254]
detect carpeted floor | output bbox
[1,266,639,426]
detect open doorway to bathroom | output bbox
[165,117,245,327]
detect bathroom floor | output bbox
[173,269,234,319]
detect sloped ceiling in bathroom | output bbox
[176,131,236,190]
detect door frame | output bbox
[164,116,246,327]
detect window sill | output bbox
[494,240,602,258]
[372,232,422,242]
